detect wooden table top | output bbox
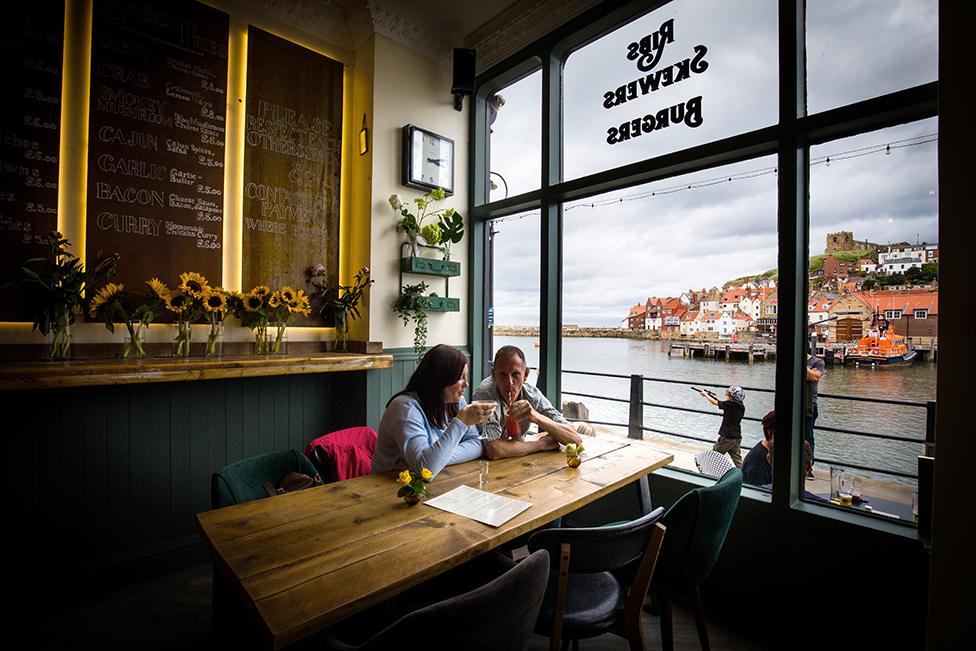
[0,352,393,391]
[196,433,674,649]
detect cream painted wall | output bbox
[368,35,470,350]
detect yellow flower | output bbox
[252,285,271,297]
[244,291,264,312]
[398,470,413,485]
[179,271,209,297]
[203,290,226,313]
[88,282,125,317]
[279,286,297,305]
[165,292,189,314]
[420,468,432,481]
[147,277,170,299]
[289,292,311,316]
[268,292,282,308]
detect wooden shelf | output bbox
[0,352,393,391]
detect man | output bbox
[472,346,591,460]
[805,350,825,479]
[742,410,775,487]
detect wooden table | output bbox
[196,433,674,649]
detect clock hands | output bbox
[426,157,446,167]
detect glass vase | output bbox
[254,323,270,355]
[48,308,72,361]
[173,318,192,358]
[271,321,288,354]
[123,322,147,359]
[333,310,349,353]
[205,321,223,357]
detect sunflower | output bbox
[165,292,189,314]
[268,292,282,308]
[88,282,125,318]
[279,286,297,305]
[289,291,311,316]
[147,277,170,299]
[179,271,210,297]
[203,290,226,313]
[252,285,271,297]
[243,291,264,312]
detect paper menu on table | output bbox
[423,484,532,528]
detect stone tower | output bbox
[826,231,855,254]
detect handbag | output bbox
[263,471,323,497]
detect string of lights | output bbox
[489,132,937,225]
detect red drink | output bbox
[504,412,521,438]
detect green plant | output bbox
[308,265,373,322]
[88,282,162,358]
[389,188,463,258]
[2,232,117,359]
[393,281,435,355]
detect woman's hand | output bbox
[458,400,496,426]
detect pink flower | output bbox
[309,263,326,277]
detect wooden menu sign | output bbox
[86,0,229,291]
[0,3,64,321]
[243,28,342,325]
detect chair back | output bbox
[694,450,735,478]
[527,507,666,575]
[653,468,742,591]
[355,549,550,651]
[306,426,377,483]
[210,449,318,509]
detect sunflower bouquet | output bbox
[146,272,216,357]
[88,282,163,358]
[267,286,311,353]
[227,285,310,354]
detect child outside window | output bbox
[698,385,746,468]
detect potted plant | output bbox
[307,265,373,352]
[393,281,434,355]
[397,467,432,505]
[88,282,162,359]
[389,188,463,259]
[2,232,117,360]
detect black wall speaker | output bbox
[452,48,476,96]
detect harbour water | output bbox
[493,335,935,485]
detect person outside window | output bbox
[372,344,494,478]
[805,352,826,479]
[699,385,746,468]
[472,346,591,461]
[742,410,776,486]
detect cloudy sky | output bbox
[485,0,938,327]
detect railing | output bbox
[561,368,934,482]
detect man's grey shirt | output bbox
[471,376,568,441]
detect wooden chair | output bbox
[527,507,668,651]
[649,468,742,651]
[323,549,551,651]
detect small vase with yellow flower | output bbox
[397,468,432,505]
[564,442,584,468]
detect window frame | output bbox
[468,0,937,526]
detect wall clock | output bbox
[402,124,454,195]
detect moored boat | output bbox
[844,312,916,366]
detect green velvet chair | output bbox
[210,449,319,509]
[650,467,742,651]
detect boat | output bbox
[843,311,917,366]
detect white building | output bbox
[880,257,924,275]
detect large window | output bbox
[472,0,938,526]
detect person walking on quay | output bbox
[805,351,825,479]
[699,385,746,468]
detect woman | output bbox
[372,344,495,477]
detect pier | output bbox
[668,341,773,363]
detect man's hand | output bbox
[507,399,537,423]
[536,434,559,451]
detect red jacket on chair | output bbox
[305,426,378,483]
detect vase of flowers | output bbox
[308,265,373,353]
[389,188,464,261]
[228,284,309,355]
[201,288,228,356]
[397,468,432,504]
[564,442,585,468]
[147,272,212,357]
[268,286,310,354]
[88,282,162,359]
[1,232,117,361]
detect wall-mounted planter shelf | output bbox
[400,256,460,277]
[412,296,460,312]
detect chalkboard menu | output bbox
[243,28,342,325]
[87,0,229,291]
[0,2,64,321]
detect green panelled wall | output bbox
[6,371,367,589]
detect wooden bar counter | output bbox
[0,352,394,391]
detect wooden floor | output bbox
[31,563,771,650]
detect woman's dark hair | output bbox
[390,344,467,428]
[761,410,776,441]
